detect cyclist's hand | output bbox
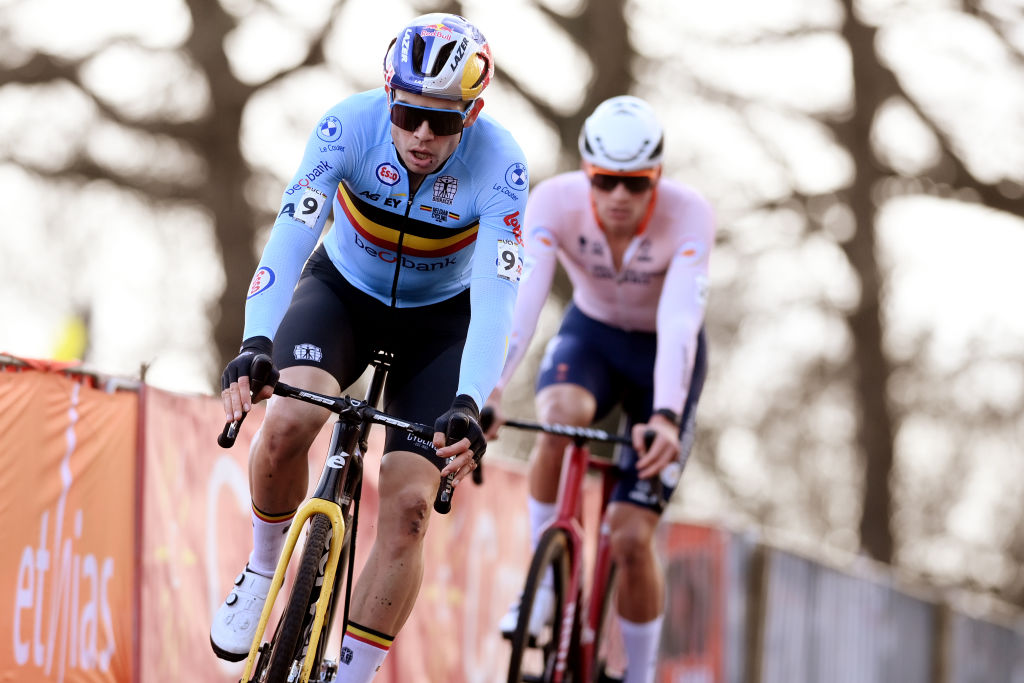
[480,399,505,440]
[434,394,485,485]
[221,336,278,421]
[632,412,681,480]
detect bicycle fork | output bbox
[550,440,590,682]
[240,498,347,683]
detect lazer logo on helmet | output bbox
[450,37,469,71]
[285,161,333,196]
[400,30,411,63]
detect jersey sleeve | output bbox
[454,140,529,407]
[653,193,715,414]
[493,180,563,392]
[242,105,354,342]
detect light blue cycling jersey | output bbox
[242,88,528,405]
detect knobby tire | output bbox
[263,513,334,683]
[507,527,570,683]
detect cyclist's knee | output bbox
[255,403,323,465]
[607,506,658,566]
[379,488,432,547]
[535,385,595,426]
[377,452,436,546]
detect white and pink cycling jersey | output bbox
[497,170,714,414]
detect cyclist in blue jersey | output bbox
[209,14,527,680]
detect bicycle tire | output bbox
[590,562,619,682]
[263,513,335,683]
[507,526,571,683]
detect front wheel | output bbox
[589,562,620,682]
[263,513,335,683]
[507,527,571,683]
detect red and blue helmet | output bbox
[383,13,494,102]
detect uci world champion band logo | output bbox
[505,162,528,191]
[317,115,342,142]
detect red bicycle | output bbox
[486,410,655,683]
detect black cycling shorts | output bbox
[272,245,471,465]
[535,304,709,514]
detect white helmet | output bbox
[579,96,664,172]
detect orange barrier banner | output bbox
[0,370,137,683]
[658,524,726,682]
[140,386,278,683]
[138,385,537,683]
[1,370,736,682]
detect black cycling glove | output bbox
[434,394,486,462]
[220,336,278,394]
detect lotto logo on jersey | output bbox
[503,211,523,245]
[376,162,401,186]
[247,267,275,299]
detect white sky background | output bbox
[0,0,1020,385]
[1,0,1023,580]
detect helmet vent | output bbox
[430,42,456,76]
[648,136,664,162]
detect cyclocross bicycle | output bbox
[217,351,462,683]
[485,410,655,683]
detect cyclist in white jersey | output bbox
[210,14,527,680]
[485,96,713,683]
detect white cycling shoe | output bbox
[499,583,556,641]
[210,565,273,662]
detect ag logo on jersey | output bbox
[317,115,342,142]
[505,162,528,191]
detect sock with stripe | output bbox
[619,614,663,683]
[248,504,295,578]
[338,621,393,681]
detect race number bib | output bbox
[295,188,328,228]
[496,239,523,282]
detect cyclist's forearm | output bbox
[495,244,557,392]
[456,276,517,407]
[242,222,320,341]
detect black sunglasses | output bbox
[589,173,655,194]
[389,101,468,136]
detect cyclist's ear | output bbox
[463,99,485,128]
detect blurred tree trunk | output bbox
[0,0,342,382]
[833,0,898,563]
[184,0,262,373]
[501,0,634,301]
